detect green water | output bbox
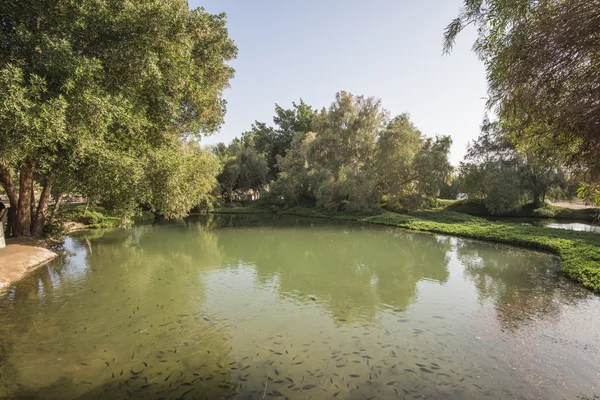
[1,215,599,400]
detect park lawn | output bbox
[278,207,600,292]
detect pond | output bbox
[486,217,600,234]
[0,215,599,400]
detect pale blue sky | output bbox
[192,0,487,165]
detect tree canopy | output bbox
[0,0,237,235]
[457,119,573,214]
[217,92,453,212]
[444,0,600,185]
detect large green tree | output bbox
[374,114,452,209]
[444,0,600,184]
[0,0,236,236]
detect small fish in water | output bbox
[386,381,397,385]
[80,363,89,366]
[302,384,316,390]
[349,374,360,378]
[404,369,416,374]
[142,362,148,367]
[419,367,433,374]
[333,391,340,398]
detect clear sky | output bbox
[192,0,488,165]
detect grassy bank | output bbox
[438,199,600,222]
[214,205,600,292]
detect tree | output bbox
[268,92,453,212]
[458,119,571,214]
[0,0,237,236]
[270,131,316,205]
[309,92,385,211]
[242,100,317,180]
[444,0,600,177]
[214,140,268,202]
[374,115,453,210]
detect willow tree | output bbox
[0,0,236,236]
[444,0,600,201]
[375,114,453,210]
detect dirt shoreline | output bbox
[0,237,57,291]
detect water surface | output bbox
[0,215,599,399]
[487,217,600,233]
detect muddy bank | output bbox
[0,238,57,291]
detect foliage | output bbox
[444,0,600,189]
[242,100,317,180]
[145,142,220,219]
[458,119,572,214]
[268,93,452,211]
[282,207,600,292]
[0,0,236,236]
[214,140,268,202]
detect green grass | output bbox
[273,207,600,292]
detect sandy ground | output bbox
[548,200,595,210]
[0,237,57,291]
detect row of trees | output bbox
[446,119,578,215]
[0,0,236,236]
[445,0,600,206]
[215,92,453,212]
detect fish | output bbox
[349,374,360,378]
[419,367,433,374]
[386,381,397,385]
[302,384,316,390]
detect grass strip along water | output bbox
[215,207,600,292]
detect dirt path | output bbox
[0,237,57,291]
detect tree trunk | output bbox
[14,165,33,236]
[32,182,51,236]
[532,186,542,209]
[30,180,36,230]
[0,162,18,237]
[51,193,64,219]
